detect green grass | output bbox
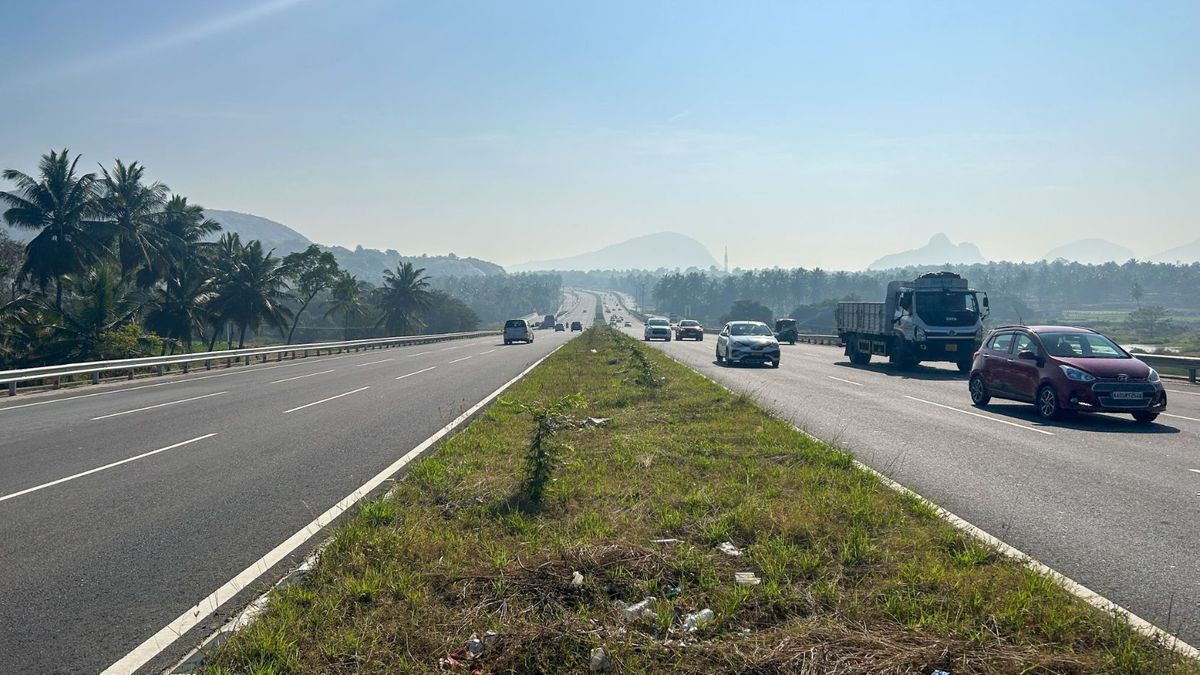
[203,327,1197,674]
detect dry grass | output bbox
[203,327,1197,674]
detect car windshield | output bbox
[504,320,525,328]
[1040,332,1129,359]
[730,323,772,336]
[648,319,669,326]
[914,291,979,325]
[680,320,699,326]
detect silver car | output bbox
[716,321,781,367]
[504,318,534,344]
[644,317,672,341]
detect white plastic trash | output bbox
[683,608,714,631]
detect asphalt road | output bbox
[604,294,1200,645]
[0,291,596,673]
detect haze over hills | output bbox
[1150,239,1200,264]
[867,233,985,270]
[1042,238,1135,264]
[510,232,720,272]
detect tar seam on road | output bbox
[281,386,370,414]
[903,395,1055,436]
[270,369,335,384]
[827,375,863,386]
[396,367,437,380]
[0,434,218,504]
[103,344,567,675]
[448,355,474,364]
[90,392,228,421]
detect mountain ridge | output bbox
[510,231,719,271]
[867,233,985,270]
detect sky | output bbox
[1,0,1197,270]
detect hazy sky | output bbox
[2,1,1196,270]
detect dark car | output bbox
[554,323,566,332]
[968,325,1167,423]
[676,319,704,341]
[570,321,583,332]
[774,318,798,344]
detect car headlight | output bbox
[1059,365,1095,382]
[915,326,926,342]
[1148,368,1160,383]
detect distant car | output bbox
[644,317,672,341]
[570,321,583,331]
[503,319,534,345]
[716,321,780,367]
[676,319,704,341]
[554,323,566,332]
[774,318,798,345]
[624,321,632,327]
[969,325,1167,423]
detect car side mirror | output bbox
[1017,350,1036,360]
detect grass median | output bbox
[204,326,1196,674]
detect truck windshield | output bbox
[914,292,978,325]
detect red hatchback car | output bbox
[968,325,1167,423]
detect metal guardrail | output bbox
[0,330,498,397]
[1135,353,1200,383]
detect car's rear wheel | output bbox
[1036,385,1060,420]
[969,374,990,406]
[1132,411,1159,424]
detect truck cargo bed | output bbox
[836,302,887,336]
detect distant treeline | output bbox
[0,149,561,369]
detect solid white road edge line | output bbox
[827,375,863,387]
[281,386,370,414]
[646,344,1196,659]
[355,358,394,367]
[90,392,228,421]
[269,369,335,385]
[1167,389,1200,396]
[105,344,566,675]
[1163,413,1200,423]
[448,355,474,364]
[904,395,1055,436]
[396,366,437,380]
[0,434,218,504]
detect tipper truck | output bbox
[836,272,989,372]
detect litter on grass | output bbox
[734,571,761,585]
[682,608,714,632]
[716,541,744,557]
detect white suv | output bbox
[644,317,672,341]
[504,319,534,344]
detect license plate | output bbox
[1112,391,1142,400]
[944,343,957,352]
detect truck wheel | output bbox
[1036,385,1061,420]
[969,374,990,406]
[849,350,870,366]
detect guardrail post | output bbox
[205,360,212,370]
[128,369,134,380]
[7,382,14,396]
[183,362,189,374]
[156,365,164,376]
[92,372,100,385]
[53,376,61,390]
[1191,367,1197,384]
[226,358,231,368]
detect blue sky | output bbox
[2,1,1197,269]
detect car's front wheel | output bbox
[715,346,724,363]
[969,374,990,406]
[1132,411,1159,424]
[1036,385,1061,420]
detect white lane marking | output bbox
[1163,413,1200,423]
[479,349,497,355]
[827,375,863,387]
[282,386,370,415]
[396,367,437,380]
[0,434,217,504]
[103,345,565,675]
[1167,389,1200,396]
[407,351,433,358]
[355,358,394,368]
[270,369,335,384]
[90,392,227,421]
[903,395,1055,436]
[1189,469,1200,475]
[439,344,468,352]
[448,355,474,364]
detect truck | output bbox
[836,272,989,372]
[541,314,556,329]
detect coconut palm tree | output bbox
[160,195,221,262]
[0,149,108,309]
[376,262,433,336]
[38,266,142,363]
[97,160,171,286]
[324,271,370,340]
[209,238,292,349]
[145,259,216,353]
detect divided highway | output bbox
[608,294,1200,646]
[0,292,595,673]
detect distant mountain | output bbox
[867,233,985,270]
[1043,238,1134,264]
[323,245,504,283]
[203,209,312,256]
[1150,239,1200,264]
[511,232,719,272]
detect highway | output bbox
[606,294,1200,645]
[0,292,596,673]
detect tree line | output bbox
[0,149,541,369]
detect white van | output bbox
[503,319,534,345]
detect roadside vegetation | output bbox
[203,326,1195,674]
[0,149,561,370]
